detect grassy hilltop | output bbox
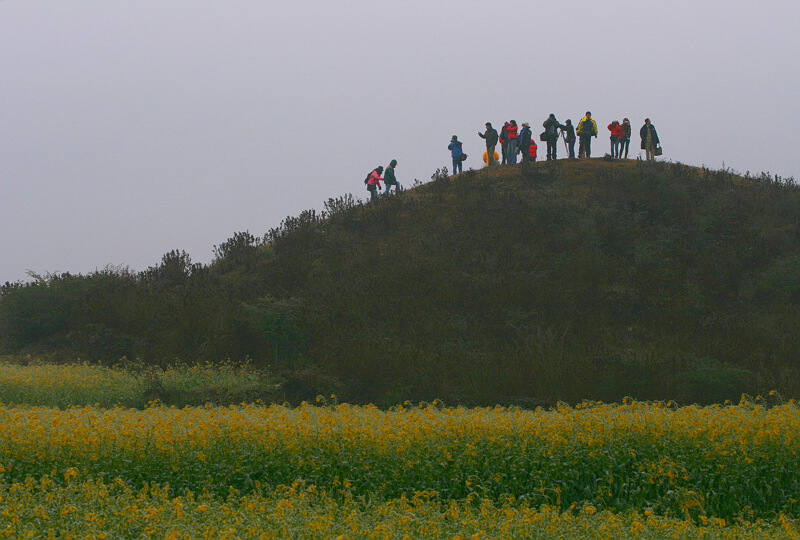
[2,159,799,406]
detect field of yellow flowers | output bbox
[1,362,800,538]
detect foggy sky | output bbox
[2,0,799,284]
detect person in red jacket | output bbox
[506,120,519,165]
[528,139,538,161]
[608,120,624,158]
[366,166,383,201]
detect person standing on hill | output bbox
[542,114,564,161]
[448,136,464,174]
[383,159,400,195]
[577,111,598,158]
[499,122,509,165]
[479,123,499,166]
[563,119,576,159]
[518,122,533,162]
[608,120,623,158]
[619,118,632,159]
[640,118,660,160]
[506,120,519,165]
[366,166,383,201]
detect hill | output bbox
[2,159,800,406]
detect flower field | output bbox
[1,391,800,538]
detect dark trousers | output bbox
[546,139,557,160]
[452,157,463,174]
[501,143,508,164]
[619,138,630,158]
[567,138,576,158]
[579,135,593,158]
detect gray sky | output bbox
[2,1,799,284]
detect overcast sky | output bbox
[2,1,798,284]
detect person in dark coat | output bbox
[518,122,533,162]
[542,114,564,161]
[478,123,499,166]
[619,118,632,159]
[563,119,576,159]
[499,122,509,165]
[640,118,660,160]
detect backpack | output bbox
[364,170,373,184]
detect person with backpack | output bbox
[518,122,533,162]
[640,118,660,160]
[506,120,519,165]
[478,123,499,166]
[619,118,632,159]
[577,111,598,158]
[365,166,383,201]
[563,119,576,159]
[499,122,509,165]
[383,159,400,195]
[608,120,623,158]
[542,114,564,161]
[448,136,464,174]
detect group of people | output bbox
[364,159,401,201]
[363,115,662,202]
[449,114,661,173]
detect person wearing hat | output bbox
[366,166,384,201]
[478,123,499,166]
[518,122,533,162]
[383,159,400,195]
[448,136,464,174]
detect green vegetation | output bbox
[1,160,799,406]
[0,358,280,408]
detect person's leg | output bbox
[578,137,585,158]
[488,145,497,166]
[508,140,517,164]
[586,137,592,157]
[569,139,575,158]
[456,159,462,173]
[501,143,508,164]
[452,157,459,174]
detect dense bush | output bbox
[1,160,799,405]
